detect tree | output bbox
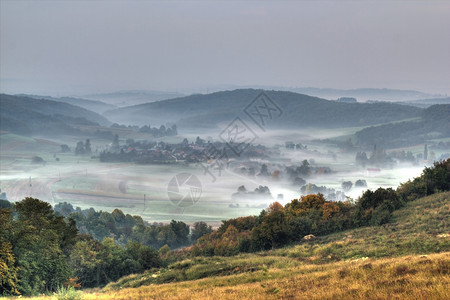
[354,188,400,226]
[75,141,85,155]
[267,202,284,214]
[295,194,326,213]
[12,198,77,294]
[259,164,270,176]
[111,134,120,151]
[60,144,71,152]
[355,179,367,188]
[171,124,178,135]
[195,136,204,145]
[0,209,19,295]
[255,207,289,249]
[69,234,102,288]
[298,160,311,176]
[170,220,190,247]
[355,152,368,166]
[125,242,161,272]
[159,125,166,134]
[85,139,92,154]
[341,181,353,191]
[0,241,19,295]
[322,202,341,220]
[191,221,212,242]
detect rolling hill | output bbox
[16,94,117,114]
[289,87,438,101]
[83,90,185,107]
[394,97,450,108]
[355,104,450,148]
[0,94,111,136]
[104,89,422,129]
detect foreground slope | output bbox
[71,192,449,299]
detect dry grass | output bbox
[11,252,448,300]
[80,252,450,299]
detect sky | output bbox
[1,0,450,96]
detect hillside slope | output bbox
[83,90,185,107]
[0,94,111,135]
[355,104,450,148]
[16,94,117,114]
[79,192,449,299]
[104,89,421,128]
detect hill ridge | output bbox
[104,89,422,128]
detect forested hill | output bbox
[16,94,117,114]
[104,89,422,129]
[0,94,111,136]
[355,104,450,148]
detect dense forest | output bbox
[1,159,449,296]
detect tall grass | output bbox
[82,252,450,300]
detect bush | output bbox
[56,286,82,300]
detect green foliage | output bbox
[69,235,162,288]
[0,198,78,295]
[354,188,400,226]
[56,286,82,300]
[0,197,164,295]
[191,221,213,243]
[397,159,450,202]
[56,205,191,250]
[0,209,19,295]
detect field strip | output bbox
[56,189,147,200]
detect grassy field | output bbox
[10,191,448,299]
[80,252,450,300]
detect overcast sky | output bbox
[1,1,449,96]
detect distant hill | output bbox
[289,87,439,101]
[0,94,111,136]
[104,89,422,129]
[393,97,450,108]
[16,94,117,114]
[205,85,439,101]
[83,90,185,107]
[355,104,450,148]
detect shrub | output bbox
[56,286,82,300]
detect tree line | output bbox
[54,203,211,250]
[190,159,450,256]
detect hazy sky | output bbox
[1,1,449,96]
